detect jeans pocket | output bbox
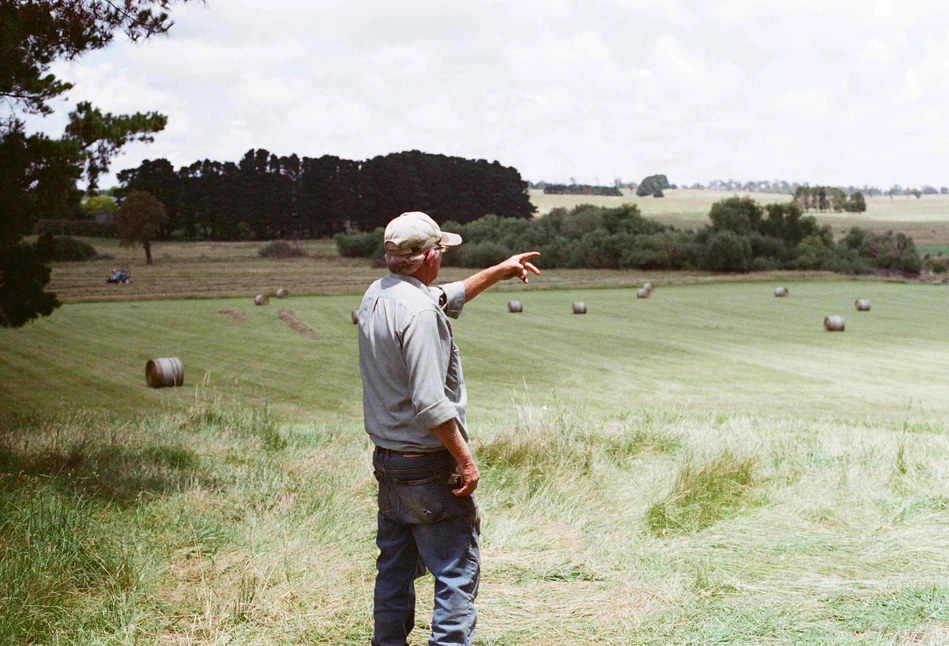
[393,474,449,524]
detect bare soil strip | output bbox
[277,308,316,338]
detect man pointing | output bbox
[357,211,540,646]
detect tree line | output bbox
[542,184,622,196]
[793,186,866,212]
[336,196,922,275]
[115,150,534,241]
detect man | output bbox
[357,211,540,646]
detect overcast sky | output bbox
[30,0,949,188]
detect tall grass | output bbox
[2,405,949,643]
[644,450,762,535]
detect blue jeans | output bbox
[372,449,481,646]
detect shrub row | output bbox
[51,236,99,262]
[258,240,306,258]
[334,198,923,275]
[34,219,117,238]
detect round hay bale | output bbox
[254,294,269,306]
[146,357,184,388]
[276,288,289,299]
[508,300,522,313]
[855,299,871,311]
[351,310,359,325]
[572,302,587,314]
[643,282,653,292]
[774,287,789,297]
[824,315,845,332]
[637,288,650,299]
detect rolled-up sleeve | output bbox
[401,310,457,430]
[434,281,466,319]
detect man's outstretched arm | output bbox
[462,252,541,304]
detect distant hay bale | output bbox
[855,299,871,311]
[824,315,845,332]
[351,310,359,325]
[254,294,269,306]
[774,287,788,297]
[573,302,587,314]
[508,300,522,313]
[643,282,653,292]
[276,288,289,299]
[637,288,650,299]
[146,357,184,388]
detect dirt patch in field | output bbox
[278,308,317,338]
[217,309,247,322]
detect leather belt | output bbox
[374,446,445,458]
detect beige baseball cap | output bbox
[383,211,463,256]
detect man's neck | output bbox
[412,266,437,286]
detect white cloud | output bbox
[20,0,949,189]
[652,35,706,81]
[777,89,830,116]
[895,69,923,104]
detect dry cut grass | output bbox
[2,396,949,644]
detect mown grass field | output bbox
[2,279,948,644]
[531,189,949,246]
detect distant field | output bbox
[530,189,949,245]
[3,281,946,420]
[50,237,863,303]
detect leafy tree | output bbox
[0,0,190,327]
[80,194,117,219]
[846,191,867,213]
[709,197,763,235]
[706,230,752,272]
[117,191,167,265]
[636,174,671,197]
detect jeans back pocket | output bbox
[392,473,449,524]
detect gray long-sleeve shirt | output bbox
[358,274,467,452]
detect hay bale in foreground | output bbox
[254,294,269,306]
[146,357,184,388]
[573,302,587,314]
[775,287,788,297]
[637,288,650,299]
[351,310,359,325]
[508,301,522,313]
[855,299,871,311]
[824,315,845,332]
[276,288,289,299]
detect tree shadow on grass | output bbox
[0,442,220,504]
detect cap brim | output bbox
[440,231,463,247]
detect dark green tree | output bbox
[636,174,671,197]
[117,191,167,265]
[846,191,867,213]
[708,196,763,234]
[0,0,190,327]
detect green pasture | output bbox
[2,281,946,422]
[529,189,949,245]
[2,281,949,644]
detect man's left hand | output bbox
[498,252,541,284]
